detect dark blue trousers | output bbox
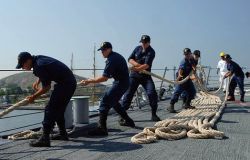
[122,77,158,112]
[229,76,245,97]
[99,81,129,114]
[170,80,196,104]
[43,79,76,133]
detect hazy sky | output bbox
[0,0,250,80]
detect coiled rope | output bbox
[131,70,230,144]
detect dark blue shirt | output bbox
[227,60,244,78]
[32,55,75,87]
[128,45,155,78]
[102,52,129,83]
[189,57,198,67]
[178,58,193,78]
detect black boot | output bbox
[167,104,176,113]
[29,132,50,147]
[51,123,69,141]
[88,113,108,136]
[151,109,161,121]
[113,104,135,128]
[240,92,245,102]
[227,96,235,101]
[184,98,195,109]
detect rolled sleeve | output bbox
[102,60,114,78]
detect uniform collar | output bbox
[107,51,114,58]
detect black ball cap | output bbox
[224,54,232,60]
[183,48,191,55]
[193,50,201,57]
[97,42,112,51]
[16,52,32,69]
[140,35,150,43]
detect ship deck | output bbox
[1,96,250,160]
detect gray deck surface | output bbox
[1,97,250,160]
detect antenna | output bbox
[91,44,96,107]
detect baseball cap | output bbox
[224,54,232,60]
[220,52,226,57]
[183,48,192,55]
[16,52,32,69]
[140,35,150,43]
[193,50,201,57]
[97,42,112,51]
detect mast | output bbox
[92,44,96,106]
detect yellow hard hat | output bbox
[220,52,225,57]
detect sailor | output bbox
[246,72,250,78]
[80,42,135,136]
[181,50,200,106]
[167,48,196,113]
[217,52,228,92]
[16,52,76,147]
[223,54,245,102]
[121,35,161,121]
[191,50,201,67]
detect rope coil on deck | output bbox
[131,69,230,144]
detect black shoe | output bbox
[51,133,69,141]
[29,135,50,147]
[151,114,161,121]
[88,127,108,136]
[240,93,245,102]
[227,96,235,101]
[167,104,176,113]
[240,97,245,102]
[119,118,135,127]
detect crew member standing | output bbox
[223,54,245,102]
[167,48,196,113]
[181,49,200,106]
[80,42,135,136]
[121,35,160,121]
[16,52,76,147]
[217,52,228,92]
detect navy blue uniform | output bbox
[33,55,76,133]
[181,57,198,99]
[227,60,245,97]
[122,45,158,112]
[99,52,129,114]
[170,58,196,104]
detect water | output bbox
[0,109,43,136]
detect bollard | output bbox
[64,99,74,129]
[72,96,90,124]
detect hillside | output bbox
[0,72,89,89]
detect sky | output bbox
[0,0,250,80]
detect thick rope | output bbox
[140,70,192,85]
[0,99,29,118]
[7,130,42,140]
[131,71,231,144]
